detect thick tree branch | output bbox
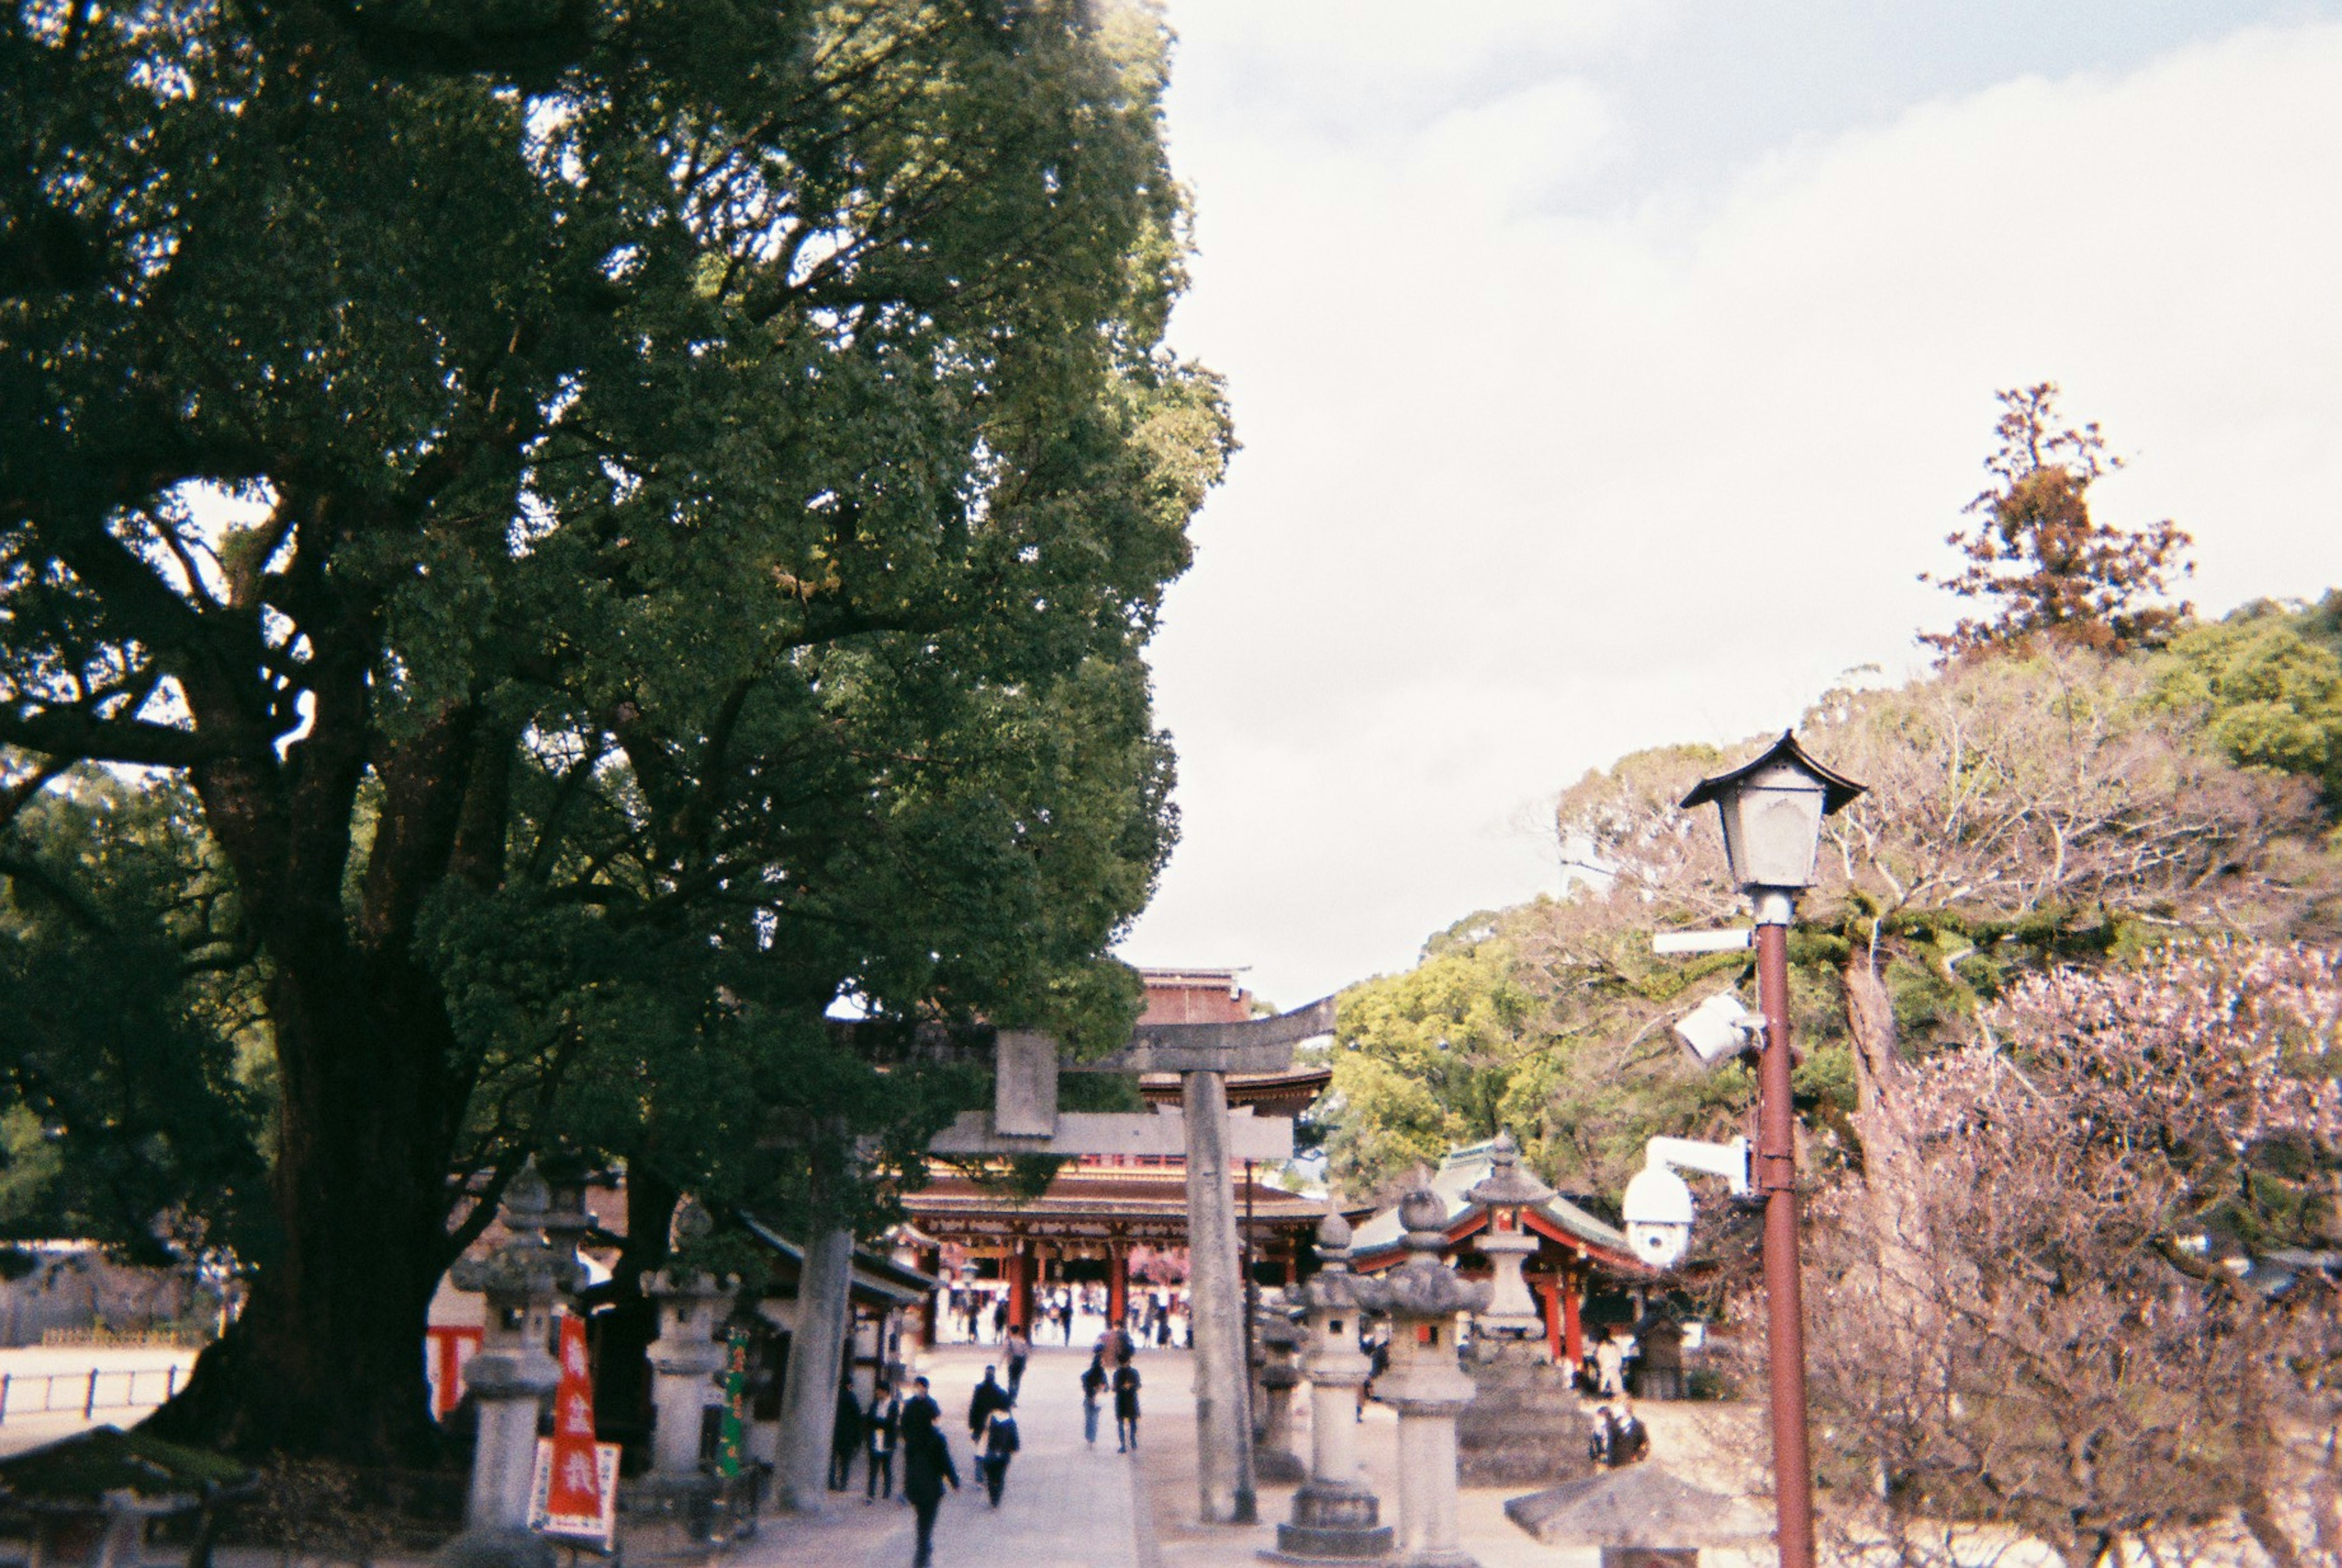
[0,706,220,768]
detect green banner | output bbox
[715,1325,750,1478]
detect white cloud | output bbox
[1121,16,2342,1006]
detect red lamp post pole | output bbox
[1755,912,1817,1568]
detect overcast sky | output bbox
[1114,1,2342,1007]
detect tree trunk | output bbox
[144,944,462,1464]
[1842,953,1933,1313]
[145,701,481,1467]
[586,1165,678,1444]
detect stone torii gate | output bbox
[924,997,1336,1526]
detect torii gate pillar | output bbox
[1181,1065,1257,1522]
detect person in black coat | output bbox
[967,1364,1011,1438]
[902,1373,940,1440]
[1080,1350,1108,1445]
[866,1382,903,1501]
[902,1422,960,1568]
[829,1379,864,1491]
[978,1406,1021,1507]
[1112,1353,1142,1452]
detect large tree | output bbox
[1,0,1227,1463]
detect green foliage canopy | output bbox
[1,0,1227,1460]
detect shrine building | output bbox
[1347,1137,1652,1368]
[897,967,1330,1335]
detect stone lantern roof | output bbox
[1463,1131,1553,1210]
[1380,1188,1492,1322]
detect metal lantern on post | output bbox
[1678,732,1861,1568]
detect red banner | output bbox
[542,1314,605,1533]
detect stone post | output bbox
[1185,1067,1259,1523]
[643,1197,732,1487]
[1272,1209,1394,1563]
[1379,1190,1492,1568]
[442,1159,584,1568]
[776,1225,856,1513]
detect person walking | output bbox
[968,1364,1011,1439]
[829,1379,864,1491]
[1112,1351,1142,1452]
[1593,1330,1625,1398]
[903,1373,941,1442]
[903,1419,961,1568]
[1003,1325,1031,1399]
[866,1381,903,1502]
[1080,1348,1108,1445]
[978,1404,1021,1507]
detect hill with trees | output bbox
[1327,388,2340,1225]
[1321,385,2341,1566]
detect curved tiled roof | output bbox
[1347,1138,1644,1276]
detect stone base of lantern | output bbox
[1264,1480,1395,1562]
[1258,1448,1310,1484]
[618,1472,761,1544]
[1457,1339,1594,1488]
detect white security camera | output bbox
[1673,992,1758,1067]
[1621,1136,1750,1271]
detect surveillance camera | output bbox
[1673,993,1757,1068]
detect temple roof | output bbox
[1348,1137,1642,1275]
[1135,1062,1331,1118]
[737,1212,942,1307]
[900,1163,1323,1245]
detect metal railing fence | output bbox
[0,1364,186,1425]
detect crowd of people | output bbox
[832,1297,1651,1565]
[937,1283,1189,1349]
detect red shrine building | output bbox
[1347,1139,1653,1367]
[897,967,1328,1336]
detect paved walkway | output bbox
[730,1344,1148,1568]
[657,1342,1775,1568]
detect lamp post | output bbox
[1679,731,1863,1568]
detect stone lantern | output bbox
[445,1158,584,1568]
[1255,1298,1307,1483]
[1273,1209,1394,1563]
[1463,1131,1550,1345]
[643,1195,736,1489]
[1378,1189,1492,1568]
[1453,1136,1586,1487]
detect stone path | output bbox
[679,1342,1778,1568]
[726,1344,1148,1568]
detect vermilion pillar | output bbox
[1561,1273,1584,1367]
[1007,1243,1031,1331]
[1534,1278,1564,1365]
[1108,1234,1130,1330]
